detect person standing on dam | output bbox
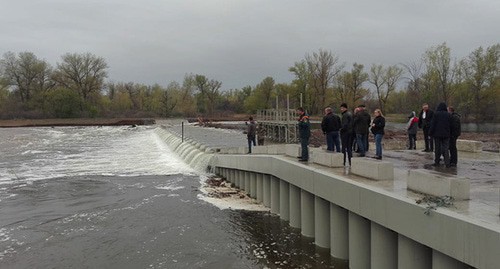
[245,116,257,154]
[321,107,342,152]
[429,102,452,167]
[370,109,385,160]
[297,107,311,162]
[419,103,434,152]
[353,104,371,157]
[340,103,354,166]
[448,106,461,167]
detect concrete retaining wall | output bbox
[214,155,499,269]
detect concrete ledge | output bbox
[312,150,344,167]
[408,169,470,200]
[351,158,394,181]
[226,147,247,154]
[251,146,269,154]
[267,144,286,155]
[457,139,482,153]
[285,144,301,157]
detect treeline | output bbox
[1,43,499,122]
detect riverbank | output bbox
[0,118,156,128]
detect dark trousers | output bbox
[247,135,256,153]
[341,132,353,165]
[326,131,341,152]
[408,134,416,149]
[356,134,368,155]
[423,127,433,151]
[434,137,450,165]
[449,136,458,165]
[300,137,309,160]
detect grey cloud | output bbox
[1,0,499,89]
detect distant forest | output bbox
[1,42,499,122]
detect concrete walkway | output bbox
[280,148,500,226]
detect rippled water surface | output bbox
[0,125,345,268]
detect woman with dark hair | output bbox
[371,109,385,160]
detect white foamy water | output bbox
[0,126,194,184]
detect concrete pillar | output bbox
[256,173,263,203]
[348,212,370,269]
[263,174,271,207]
[231,169,236,187]
[235,170,242,188]
[314,196,330,248]
[371,222,397,269]
[330,204,348,260]
[250,172,257,198]
[301,190,315,237]
[270,176,280,214]
[432,250,469,269]
[279,180,290,221]
[398,234,432,269]
[244,171,251,193]
[289,184,301,228]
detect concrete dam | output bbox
[155,125,500,269]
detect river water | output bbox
[0,125,345,269]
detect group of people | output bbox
[315,103,385,165]
[409,102,461,168]
[246,101,461,168]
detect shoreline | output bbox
[0,118,156,128]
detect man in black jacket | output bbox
[340,103,353,166]
[419,103,434,152]
[353,104,371,157]
[429,102,451,167]
[321,107,342,152]
[448,106,461,167]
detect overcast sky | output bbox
[1,0,499,90]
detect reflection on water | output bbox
[233,210,348,269]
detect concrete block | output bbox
[285,144,301,157]
[408,169,470,200]
[237,147,247,154]
[456,139,482,153]
[267,144,286,155]
[351,158,394,181]
[252,146,268,154]
[312,150,344,167]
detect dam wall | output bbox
[155,127,500,269]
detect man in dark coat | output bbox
[418,103,434,152]
[429,102,451,167]
[246,116,256,153]
[340,103,353,166]
[448,106,461,167]
[297,107,311,162]
[321,107,342,152]
[353,104,371,157]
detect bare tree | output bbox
[53,53,108,104]
[460,44,500,122]
[194,74,222,115]
[0,51,53,103]
[423,43,457,103]
[335,63,368,108]
[305,49,344,114]
[369,64,403,113]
